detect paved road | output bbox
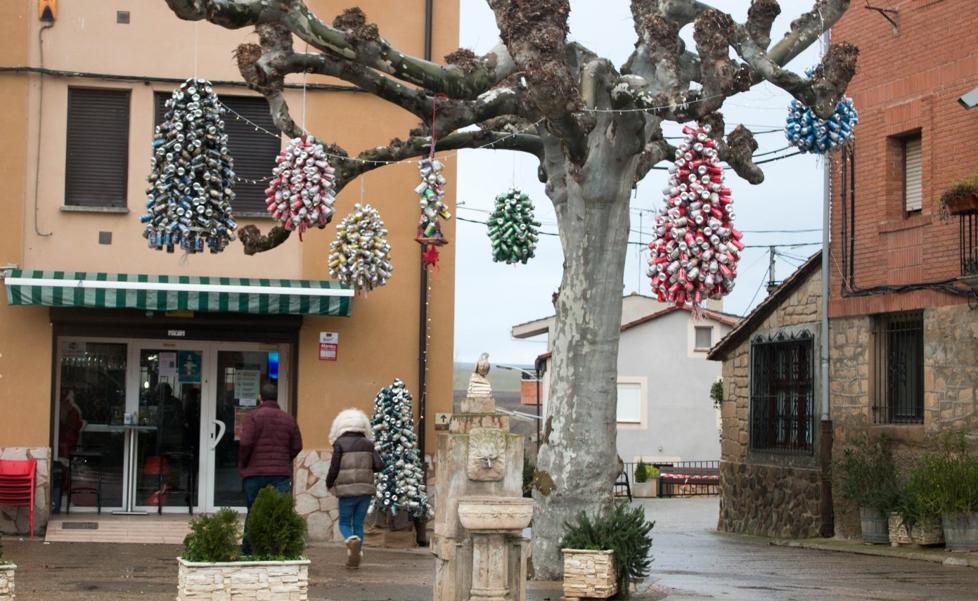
[640,497,978,601]
[5,498,978,600]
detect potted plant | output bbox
[177,487,310,601]
[561,502,654,599]
[911,433,978,551]
[0,537,14,601]
[632,461,660,498]
[939,169,978,217]
[835,434,899,544]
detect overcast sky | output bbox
[454,1,826,365]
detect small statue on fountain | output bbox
[467,352,493,398]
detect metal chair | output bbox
[66,451,103,514]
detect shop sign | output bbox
[319,332,339,361]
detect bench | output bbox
[657,462,719,497]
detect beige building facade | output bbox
[0,1,457,539]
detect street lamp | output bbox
[495,363,543,449]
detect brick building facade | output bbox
[711,0,978,541]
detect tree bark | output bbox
[531,124,639,578]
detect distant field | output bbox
[453,362,532,394]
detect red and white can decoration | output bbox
[647,124,743,307]
[264,135,336,237]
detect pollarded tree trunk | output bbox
[531,122,641,577]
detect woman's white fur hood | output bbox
[329,408,373,444]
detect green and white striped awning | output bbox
[3,270,353,316]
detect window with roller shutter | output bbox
[903,135,922,214]
[65,88,131,208]
[154,92,280,215]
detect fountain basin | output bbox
[457,496,534,532]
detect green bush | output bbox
[182,508,240,562]
[633,462,660,483]
[246,486,307,560]
[908,432,978,517]
[710,378,724,409]
[561,502,654,599]
[835,434,900,517]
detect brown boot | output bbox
[345,536,362,569]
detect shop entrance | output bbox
[55,338,291,515]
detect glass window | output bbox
[617,382,642,424]
[873,312,924,424]
[65,88,130,208]
[750,333,814,454]
[57,341,127,509]
[694,326,713,350]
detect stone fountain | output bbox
[433,354,533,601]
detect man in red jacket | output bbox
[238,382,303,555]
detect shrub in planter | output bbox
[247,486,307,560]
[178,490,310,601]
[835,434,899,544]
[910,432,978,551]
[561,502,654,599]
[632,462,660,498]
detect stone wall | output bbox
[0,448,50,536]
[718,461,823,538]
[0,565,14,601]
[176,558,309,601]
[716,265,827,538]
[829,305,978,538]
[292,449,338,542]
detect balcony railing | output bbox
[961,210,978,277]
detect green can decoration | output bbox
[487,189,541,265]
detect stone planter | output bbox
[910,516,944,546]
[0,563,15,601]
[562,549,616,599]
[859,507,889,545]
[632,480,658,498]
[176,557,309,601]
[942,512,978,552]
[887,513,912,546]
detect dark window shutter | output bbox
[65,88,130,207]
[154,93,280,214]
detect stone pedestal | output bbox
[433,391,531,601]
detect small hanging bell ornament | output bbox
[142,78,237,254]
[264,135,336,238]
[784,69,858,154]
[415,157,450,266]
[327,203,393,293]
[487,188,541,265]
[647,124,742,307]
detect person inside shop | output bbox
[238,382,303,555]
[58,390,86,462]
[326,408,384,570]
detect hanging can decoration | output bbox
[327,203,393,293]
[785,94,858,154]
[487,188,541,264]
[141,78,237,254]
[415,158,451,266]
[647,124,743,307]
[264,135,336,238]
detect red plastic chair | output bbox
[0,459,37,538]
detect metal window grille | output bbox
[961,211,978,277]
[749,333,814,454]
[873,312,924,424]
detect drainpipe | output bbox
[414,0,434,547]
[819,28,835,538]
[417,0,434,469]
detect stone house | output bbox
[708,255,831,538]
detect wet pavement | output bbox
[4,497,978,600]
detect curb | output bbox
[771,538,978,568]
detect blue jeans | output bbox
[337,495,372,540]
[242,475,291,555]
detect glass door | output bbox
[202,345,289,511]
[132,346,204,513]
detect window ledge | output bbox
[61,205,129,215]
[879,214,932,234]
